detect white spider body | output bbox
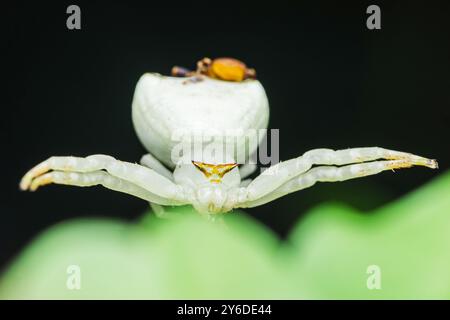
[20,71,437,217]
[132,73,269,168]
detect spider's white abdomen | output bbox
[132,73,270,168]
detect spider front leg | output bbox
[28,170,180,205]
[240,159,435,207]
[241,147,437,206]
[20,155,186,205]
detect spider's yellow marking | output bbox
[20,163,50,190]
[30,173,54,191]
[192,161,238,182]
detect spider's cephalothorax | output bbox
[172,152,242,214]
[20,58,438,217]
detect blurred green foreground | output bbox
[1,171,450,299]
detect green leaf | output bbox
[1,172,449,299]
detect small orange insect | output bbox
[172,57,256,82]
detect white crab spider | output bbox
[20,61,438,216]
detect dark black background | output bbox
[2,1,449,270]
